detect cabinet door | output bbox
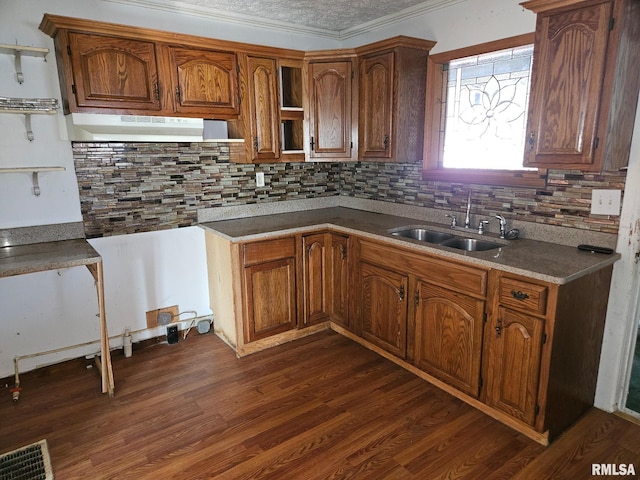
[486,307,545,425]
[247,56,281,161]
[524,1,612,168]
[170,47,239,117]
[308,61,354,160]
[329,234,350,327]
[414,281,485,397]
[359,51,394,159]
[68,32,161,111]
[243,257,296,342]
[302,233,329,326]
[360,261,408,358]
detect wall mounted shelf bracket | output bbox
[0,166,65,196]
[0,43,49,84]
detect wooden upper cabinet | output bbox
[245,56,281,161]
[67,32,161,112]
[357,38,435,163]
[359,52,394,159]
[307,60,356,161]
[168,47,239,118]
[522,0,640,171]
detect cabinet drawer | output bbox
[359,240,487,297]
[243,237,296,266]
[498,277,548,316]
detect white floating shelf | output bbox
[0,43,49,84]
[0,166,65,196]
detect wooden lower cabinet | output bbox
[483,268,613,441]
[206,228,614,444]
[485,306,545,425]
[414,281,485,398]
[242,238,297,342]
[359,261,408,358]
[329,233,350,327]
[301,232,350,328]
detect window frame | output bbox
[422,33,547,188]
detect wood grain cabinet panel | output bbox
[357,38,435,163]
[522,0,640,171]
[307,60,356,161]
[485,306,545,425]
[67,32,161,112]
[169,47,239,117]
[414,281,485,397]
[359,261,408,358]
[302,233,329,326]
[359,52,394,159]
[245,56,281,161]
[329,234,350,327]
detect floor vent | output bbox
[0,439,53,480]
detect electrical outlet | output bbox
[256,172,265,187]
[591,189,621,216]
[146,305,179,328]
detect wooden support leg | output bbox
[86,261,115,397]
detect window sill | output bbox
[422,168,547,188]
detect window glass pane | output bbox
[442,44,534,170]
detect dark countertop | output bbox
[0,238,101,278]
[200,207,620,284]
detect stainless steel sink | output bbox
[391,228,455,243]
[440,237,503,252]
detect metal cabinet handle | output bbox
[383,135,389,149]
[495,318,503,336]
[398,285,405,300]
[511,290,530,301]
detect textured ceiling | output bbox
[133,0,439,32]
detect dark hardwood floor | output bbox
[1,330,638,479]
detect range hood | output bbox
[65,113,229,142]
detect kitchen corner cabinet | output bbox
[357,38,435,163]
[484,268,613,441]
[306,58,358,161]
[301,232,351,328]
[521,0,640,171]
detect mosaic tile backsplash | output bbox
[72,142,626,237]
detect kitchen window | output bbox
[423,33,546,187]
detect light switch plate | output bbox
[591,189,621,215]
[256,172,265,187]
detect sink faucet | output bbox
[464,191,472,228]
[495,215,507,238]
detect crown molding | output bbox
[338,0,468,40]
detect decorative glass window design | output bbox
[442,44,534,170]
